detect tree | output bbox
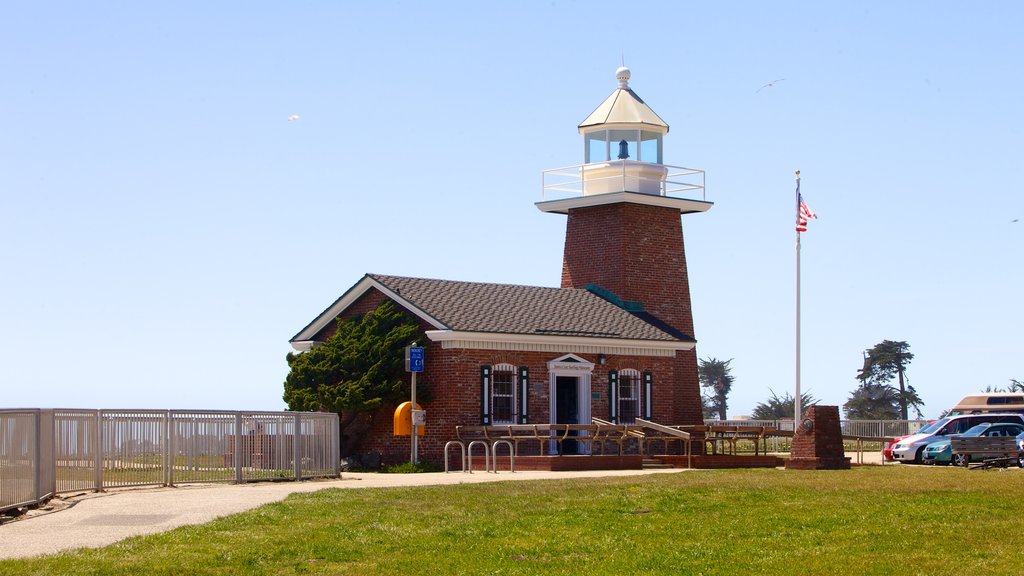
[1010,379,1024,392]
[751,389,818,420]
[698,358,734,420]
[283,301,425,455]
[857,340,922,419]
[843,381,901,420]
[700,394,715,420]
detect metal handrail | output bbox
[635,418,693,468]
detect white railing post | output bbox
[94,410,103,491]
[234,414,244,483]
[293,413,302,481]
[33,410,42,505]
[165,411,174,487]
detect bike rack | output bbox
[491,439,515,473]
[444,441,467,473]
[467,440,491,473]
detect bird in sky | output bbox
[756,78,785,93]
[287,114,300,121]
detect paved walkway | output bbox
[0,468,689,560]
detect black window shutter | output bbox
[518,366,529,424]
[608,370,619,423]
[643,370,653,420]
[480,365,491,425]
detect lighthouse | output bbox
[538,66,712,425]
[292,66,715,466]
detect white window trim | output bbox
[491,363,518,425]
[618,369,641,424]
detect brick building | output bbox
[289,67,712,465]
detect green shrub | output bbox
[382,461,442,474]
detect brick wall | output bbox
[354,345,694,466]
[561,202,695,336]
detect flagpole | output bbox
[794,169,802,426]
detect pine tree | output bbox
[698,358,734,420]
[283,301,424,455]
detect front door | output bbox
[555,376,579,454]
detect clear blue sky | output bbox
[2,2,1021,418]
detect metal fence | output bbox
[0,410,54,513]
[705,419,930,453]
[2,409,339,513]
[705,419,930,437]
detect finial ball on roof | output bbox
[616,66,631,88]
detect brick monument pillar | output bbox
[785,405,851,470]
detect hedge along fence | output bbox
[1,409,340,513]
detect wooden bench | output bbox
[696,425,776,456]
[951,435,1020,469]
[703,425,737,454]
[734,426,776,456]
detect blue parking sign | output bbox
[406,345,425,373]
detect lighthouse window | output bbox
[492,364,517,424]
[618,369,641,424]
[640,131,662,164]
[586,131,608,163]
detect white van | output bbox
[891,412,1024,463]
[948,393,1024,415]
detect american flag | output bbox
[796,193,817,233]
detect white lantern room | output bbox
[538,66,710,215]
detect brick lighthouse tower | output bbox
[537,66,712,425]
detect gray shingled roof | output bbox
[369,274,684,342]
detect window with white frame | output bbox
[618,369,641,424]
[491,364,517,424]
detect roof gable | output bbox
[289,275,448,346]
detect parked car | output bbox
[921,422,1024,465]
[884,435,910,461]
[891,413,1024,464]
[1017,431,1024,468]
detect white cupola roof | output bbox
[578,66,669,134]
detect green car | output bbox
[923,422,1024,465]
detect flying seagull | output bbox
[287,114,300,121]
[756,78,785,93]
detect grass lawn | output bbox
[1,466,1020,575]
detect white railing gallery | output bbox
[541,162,706,201]
[1,409,339,513]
